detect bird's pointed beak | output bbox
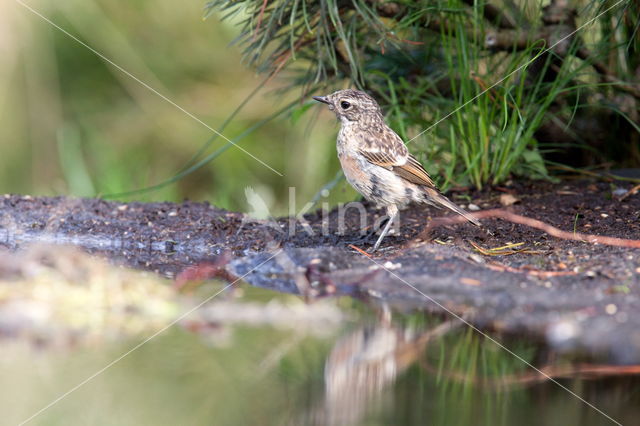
[312,95,330,104]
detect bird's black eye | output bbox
[340,101,351,110]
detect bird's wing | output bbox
[357,149,398,168]
[355,128,408,167]
[391,154,436,188]
[358,144,436,188]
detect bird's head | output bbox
[313,89,382,124]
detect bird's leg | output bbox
[372,205,398,252]
[342,214,389,245]
[376,216,390,231]
[360,217,389,243]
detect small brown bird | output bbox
[313,89,480,251]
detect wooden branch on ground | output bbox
[420,208,640,249]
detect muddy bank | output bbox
[0,180,639,362]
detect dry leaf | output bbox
[499,193,519,206]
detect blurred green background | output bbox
[204,0,640,190]
[3,0,639,216]
[1,0,355,214]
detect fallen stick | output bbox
[619,184,640,201]
[485,261,577,278]
[421,209,640,249]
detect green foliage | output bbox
[2,0,350,212]
[205,0,640,190]
[4,0,637,206]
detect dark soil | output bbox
[1,180,639,363]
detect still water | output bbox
[2,280,638,426]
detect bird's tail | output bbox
[423,187,481,226]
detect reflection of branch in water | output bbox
[419,359,640,390]
[301,262,382,300]
[420,209,640,248]
[174,251,236,290]
[254,333,304,380]
[309,320,459,425]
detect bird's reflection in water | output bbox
[310,308,458,425]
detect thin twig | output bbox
[253,0,270,41]
[349,244,372,257]
[619,184,640,201]
[421,209,640,248]
[264,30,317,86]
[485,261,577,278]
